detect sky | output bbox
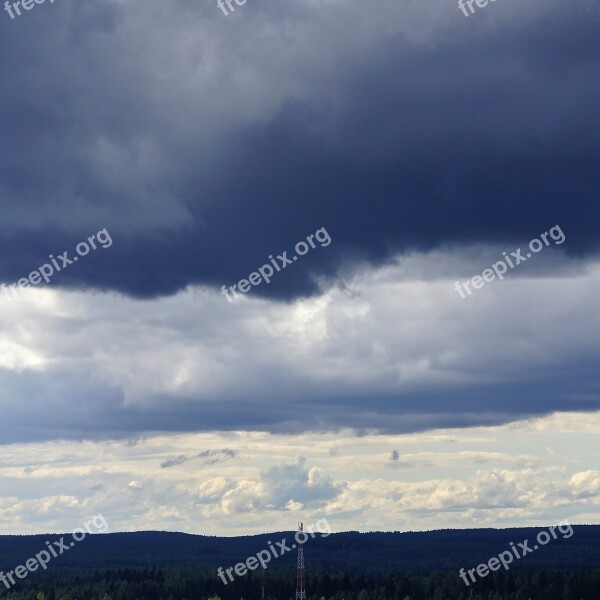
[0,0,599,535]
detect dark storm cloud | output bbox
[0,0,598,300]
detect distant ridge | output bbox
[1,526,599,574]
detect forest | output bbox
[1,566,600,600]
[1,528,600,599]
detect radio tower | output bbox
[295,523,306,600]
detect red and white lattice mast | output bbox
[295,522,306,600]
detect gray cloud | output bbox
[0,249,599,444]
[160,449,238,468]
[259,456,345,510]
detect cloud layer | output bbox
[0,0,598,300]
[0,250,598,442]
[2,414,600,535]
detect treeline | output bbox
[1,567,600,600]
[2,528,600,573]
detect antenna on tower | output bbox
[295,523,306,600]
